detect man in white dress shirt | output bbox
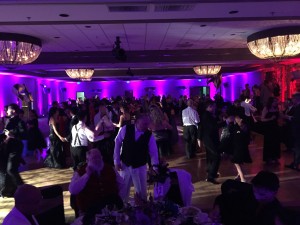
[241,97,257,127]
[114,113,159,201]
[71,110,109,170]
[182,99,200,159]
[3,184,42,225]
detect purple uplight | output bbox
[221,71,263,102]
[1,72,237,117]
[0,73,23,116]
[154,80,166,97]
[128,80,142,98]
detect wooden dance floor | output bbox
[1,127,300,224]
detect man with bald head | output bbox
[114,113,159,201]
[3,184,42,225]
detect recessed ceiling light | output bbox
[59,13,69,17]
[229,10,239,14]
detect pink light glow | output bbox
[2,72,252,118]
[128,80,142,98]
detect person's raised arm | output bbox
[113,114,125,128]
[69,171,89,195]
[85,126,108,142]
[114,126,126,171]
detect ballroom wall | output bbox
[0,72,38,117]
[0,71,265,117]
[221,71,263,102]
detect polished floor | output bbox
[1,126,300,224]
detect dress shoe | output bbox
[214,172,221,178]
[187,154,196,159]
[234,175,241,181]
[285,164,300,171]
[205,178,220,185]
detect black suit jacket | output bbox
[5,116,27,140]
[67,116,79,142]
[291,104,300,139]
[199,111,220,153]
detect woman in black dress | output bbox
[27,109,47,161]
[219,114,235,156]
[261,97,281,164]
[232,115,252,182]
[44,107,67,168]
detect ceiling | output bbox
[1,0,300,81]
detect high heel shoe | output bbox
[234,175,240,181]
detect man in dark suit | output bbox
[66,106,79,143]
[281,98,295,151]
[0,129,24,197]
[285,93,300,171]
[212,170,297,225]
[5,103,27,141]
[199,100,221,184]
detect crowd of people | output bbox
[0,77,300,224]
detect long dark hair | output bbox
[48,107,58,123]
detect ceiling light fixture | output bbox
[0,32,42,66]
[193,65,221,75]
[65,68,94,81]
[247,26,300,60]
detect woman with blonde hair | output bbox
[148,104,172,157]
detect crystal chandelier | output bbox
[0,33,42,65]
[193,65,221,75]
[247,26,300,60]
[65,69,94,81]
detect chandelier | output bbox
[193,65,221,75]
[0,32,42,65]
[65,69,94,81]
[247,26,300,60]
